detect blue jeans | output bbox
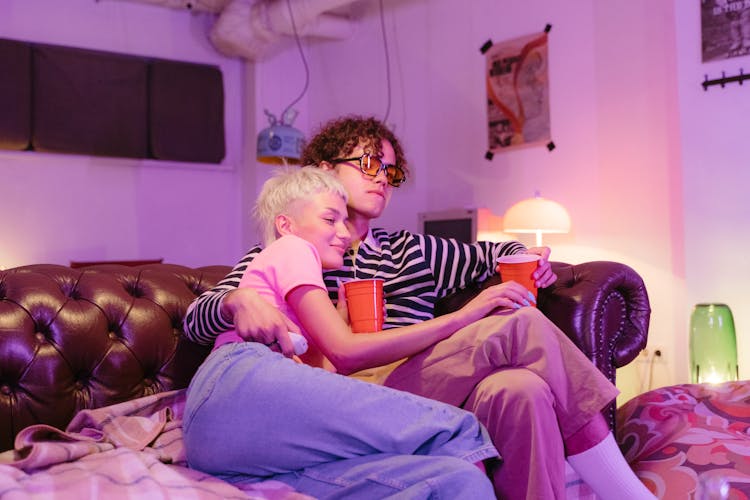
[183,342,498,499]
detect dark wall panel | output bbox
[149,60,225,163]
[0,39,32,150]
[32,45,149,158]
[0,38,226,164]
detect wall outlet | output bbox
[652,348,665,363]
[633,347,668,394]
[636,347,665,364]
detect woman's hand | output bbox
[524,246,557,288]
[335,282,350,325]
[222,288,300,357]
[458,281,537,323]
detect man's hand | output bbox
[524,246,557,289]
[222,288,300,357]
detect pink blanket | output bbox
[0,390,312,500]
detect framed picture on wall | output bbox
[701,0,750,62]
[486,31,550,152]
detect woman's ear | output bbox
[275,214,294,236]
[319,161,335,172]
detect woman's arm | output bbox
[288,280,534,375]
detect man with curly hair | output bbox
[185,115,654,500]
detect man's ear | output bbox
[319,161,335,172]
[275,214,294,236]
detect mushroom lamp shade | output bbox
[503,194,571,247]
[257,122,304,165]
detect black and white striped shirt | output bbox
[183,228,525,345]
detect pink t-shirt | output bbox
[213,234,327,351]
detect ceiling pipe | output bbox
[210,0,355,60]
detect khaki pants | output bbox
[382,307,619,499]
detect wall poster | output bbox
[702,0,750,62]
[486,31,550,152]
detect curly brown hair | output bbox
[301,115,409,177]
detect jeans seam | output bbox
[300,467,414,494]
[184,344,246,435]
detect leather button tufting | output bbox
[124,282,144,298]
[74,381,85,390]
[0,385,11,395]
[108,332,117,340]
[35,333,45,342]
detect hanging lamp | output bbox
[256,0,309,164]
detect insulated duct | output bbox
[211,0,354,60]
[104,0,356,60]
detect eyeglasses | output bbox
[331,154,406,187]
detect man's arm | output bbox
[183,247,261,345]
[416,233,526,298]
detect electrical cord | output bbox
[648,349,662,391]
[281,0,310,123]
[378,0,392,124]
[281,0,390,125]
[637,348,662,393]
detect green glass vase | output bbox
[689,303,738,384]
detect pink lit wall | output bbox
[256,0,748,397]
[675,3,750,382]
[0,0,248,269]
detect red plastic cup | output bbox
[344,279,385,333]
[496,254,540,303]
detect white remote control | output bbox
[288,332,308,355]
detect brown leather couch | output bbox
[0,261,650,452]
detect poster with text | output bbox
[486,32,550,152]
[702,0,750,62]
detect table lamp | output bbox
[690,303,739,384]
[502,191,571,246]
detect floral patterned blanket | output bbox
[617,380,750,499]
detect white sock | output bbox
[567,433,655,500]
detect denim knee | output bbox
[426,457,495,498]
[277,454,495,499]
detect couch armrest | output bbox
[541,261,650,379]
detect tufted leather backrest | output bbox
[0,263,230,452]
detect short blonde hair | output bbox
[254,166,348,246]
